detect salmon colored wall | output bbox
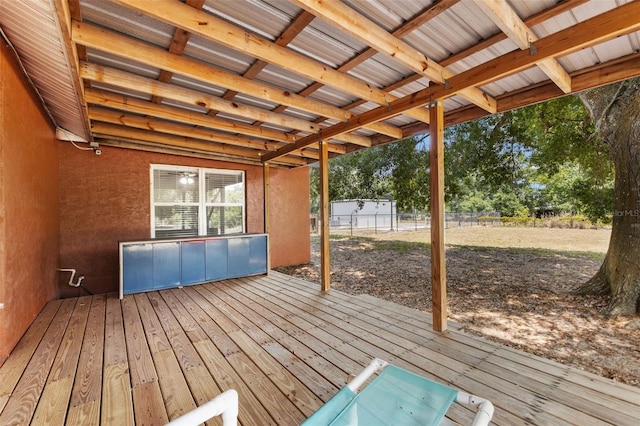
[0,42,60,364]
[59,145,310,297]
[268,166,311,267]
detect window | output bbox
[151,165,245,238]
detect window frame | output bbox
[150,164,246,238]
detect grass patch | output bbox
[445,243,605,260]
[320,233,605,260]
[324,234,429,253]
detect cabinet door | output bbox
[153,242,180,290]
[228,237,250,278]
[206,239,228,281]
[181,240,206,285]
[122,244,153,295]
[249,235,267,274]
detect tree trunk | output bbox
[577,79,640,316]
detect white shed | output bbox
[330,199,397,230]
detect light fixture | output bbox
[179,173,195,185]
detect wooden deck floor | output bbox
[1,271,639,425]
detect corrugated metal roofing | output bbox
[1,0,88,140]
[1,0,640,166]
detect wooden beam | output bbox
[111,0,433,127]
[268,0,457,121]
[263,164,271,273]
[151,0,206,103]
[91,122,306,166]
[97,138,297,168]
[51,0,92,141]
[444,51,640,129]
[83,64,364,147]
[429,101,446,332]
[72,21,402,140]
[292,0,496,114]
[319,140,330,292]
[220,10,315,103]
[472,0,571,93]
[443,1,640,95]
[90,111,331,162]
[262,1,640,162]
[86,90,286,143]
[263,164,270,235]
[440,0,588,68]
[79,63,320,135]
[330,132,370,148]
[88,106,283,151]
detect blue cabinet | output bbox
[120,234,268,297]
[181,240,206,285]
[154,242,181,290]
[206,239,228,281]
[122,244,153,294]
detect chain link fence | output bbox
[310,212,502,234]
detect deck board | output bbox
[0,298,76,425]
[1,271,639,425]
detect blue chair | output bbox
[302,358,494,426]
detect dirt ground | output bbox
[275,227,640,387]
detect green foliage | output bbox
[310,95,613,223]
[309,137,429,213]
[444,95,613,222]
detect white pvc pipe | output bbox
[165,389,238,426]
[457,391,495,426]
[346,358,388,392]
[57,268,85,287]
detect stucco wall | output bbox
[59,145,310,297]
[0,41,60,364]
[268,166,311,267]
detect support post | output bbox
[429,100,447,331]
[319,140,331,291]
[263,163,271,271]
[263,163,270,234]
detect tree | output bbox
[444,96,614,221]
[577,78,640,316]
[309,137,428,213]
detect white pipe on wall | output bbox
[57,268,84,287]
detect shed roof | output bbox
[2,0,639,167]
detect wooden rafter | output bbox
[270,0,458,124]
[54,0,640,168]
[443,51,640,129]
[91,123,309,167]
[440,0,589,69]
[51,0,92,141]
[85,95,347,158]
[151,0,206,104]
[219,10,315,103]
[270,0,574,132]
[79,62,319,134]
[112,0,434,127]
[312,0,586,132]
[472,0,571,93]
[261,1,640,162]
[291,0,496,113]
[80,67,367,150]
[72,21,402,140]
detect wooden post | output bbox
[319,140,331,291]
[429,100,447,332]
[263,162,271,271]
[263,163,270,234]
